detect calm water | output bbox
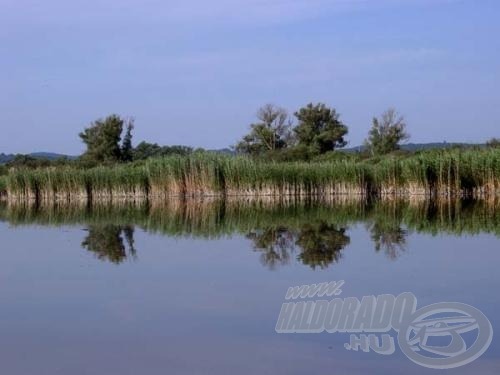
[0,199,499,374]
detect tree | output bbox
[486,138,500,148]
[79,115,134,163]
[235,104,292,155]
[365,108,409,155]
[293,103,348,154]
[132,141,193,161]
[133,141,162,160]
[121,119,134,162]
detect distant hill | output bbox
[30,152,78,160]
[0,143,486,164]
[344,142,484,153]
[0,153,13,164]
[207,148,236,155]
[0,152,77,164]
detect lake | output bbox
[0,198,498,374]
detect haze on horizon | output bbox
[1,0,499,155]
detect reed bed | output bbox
[373,148,500,197]
[3,148,500,202]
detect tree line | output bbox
[78,103,411,165]
[2,105,498,169]
[235,103,410,160]
[78,115,195,165]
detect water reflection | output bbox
[247,227,295,269]
[366,204,408,260]
[82,225,137,264]
[0,198,498,267]
[369,221,407,260]
[248,222,350,269]
[296,223,350,269]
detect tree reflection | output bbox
[81,225,137,264]
[296,223,350,269]
[5,197,497,268]
[369,221,407,260]
[246,227,296,269]
[248,222,350,270]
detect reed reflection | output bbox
[1,197,498,267]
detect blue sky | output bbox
[1,0,499,154]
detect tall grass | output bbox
[3,148,500,201]
[0,176,7,197]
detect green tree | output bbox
[132,142,193,161]
[293,103,348,154]
[235,104,292,155]
[79,115,134,163]
[121,119,134,162]
[365,108,409,155]
[133,141,162,160]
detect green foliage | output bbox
[235,104,292,155]
[133,142,193,161]
[294,103,348,154]
[365,108,410,155]
[121,121,134,162]
[5,155,75,169]
[79,115,134,163]
[255,145,312,162]
[0,165,7,176]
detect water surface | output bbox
[0,199,499,374]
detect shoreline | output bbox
[2,148,499,203]
[1,188,499,203]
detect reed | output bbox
[3,148,500,201]
[0,175,7,198]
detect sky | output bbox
[0,0,499,154]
